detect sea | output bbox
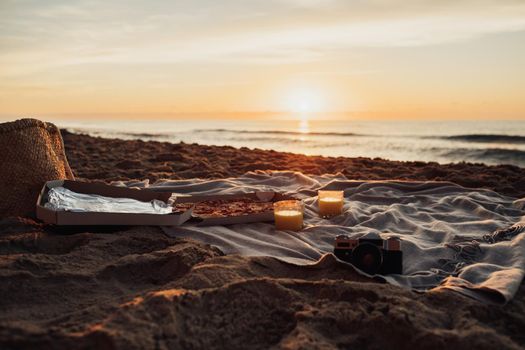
[48,118,525,168]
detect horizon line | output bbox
[1,111,524,122]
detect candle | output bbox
[318,190,344,218]
[274,200,304,231]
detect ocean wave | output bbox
[121,132,172,138]
[193,128,364,137]
[225,137,356,148]
[64,128,170,139]
[441,134,525,144]
[440,147,525,165]
[226,136,315,144]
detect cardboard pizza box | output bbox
[171,191,294,226]
[36,180,193,226]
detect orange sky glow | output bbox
[1,0,524,120]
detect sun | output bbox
[297,101,311,113]
[286,87,325,115]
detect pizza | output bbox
[172,197,274,218]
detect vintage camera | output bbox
[334,235,403,275]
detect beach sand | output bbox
[1,131,524,349]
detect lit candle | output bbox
[318,190,344,218]
[274,200,304,231]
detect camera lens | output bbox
[351,242,383,275]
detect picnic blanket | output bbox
[125,171,525,303]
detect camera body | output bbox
[333,235,403,275]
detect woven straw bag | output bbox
[0,118,74,218]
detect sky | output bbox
[1,0,524,120]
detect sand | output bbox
[1,131,524,349]
[62,130,525,198]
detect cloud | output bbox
[1,0,525,72]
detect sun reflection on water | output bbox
[298,118,310,134]
[297,117,310,143]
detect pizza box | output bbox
[171,191,294,226]
[36,180,193,226]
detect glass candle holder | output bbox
[318,190,344,218]
[274,200,304,231]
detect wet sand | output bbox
[0,131,524,349]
